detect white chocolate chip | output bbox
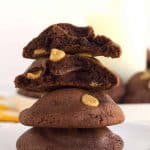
[26,70,42,80]
[33,48,47,56]
[90,81,98,87]
[49,48,65,62]
[89,81,102,87]
[81,94,99,107]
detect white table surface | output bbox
[120,104,150,123]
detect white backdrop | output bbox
[0,0,150,91]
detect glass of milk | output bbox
[87,0,147,81]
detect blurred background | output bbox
[0,0,150,123]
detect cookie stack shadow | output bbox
[15,23,125,150]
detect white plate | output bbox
[0,122,150,150]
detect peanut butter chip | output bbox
[140,71,150,80]
[33,48,47,56]
[26,70,42,80]
[82,94,99,107]
[49,48,65,62]
[78,53,93,57]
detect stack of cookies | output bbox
[15,23,125,150]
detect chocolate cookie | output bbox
[17,74,122,100]
[16,127,123,150]
[19,88,124,128]
[18,89,44,98]
[106,76,125,103]
[123,71,150,103]
[15,54,118,92]
[23,23,121,59]
[147,49,150,69]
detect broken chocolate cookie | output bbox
[15,53,118,92]
[23,23,121,59]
